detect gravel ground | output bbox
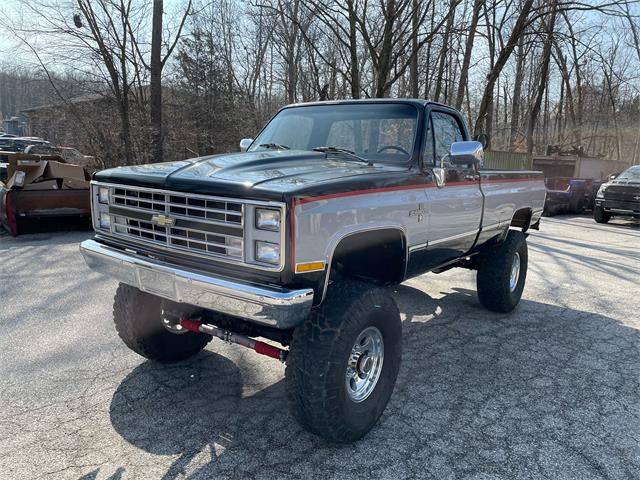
[1,215,639,480]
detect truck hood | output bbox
[94,150,409,200]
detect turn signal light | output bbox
[295,261,326,273]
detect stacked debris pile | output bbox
[0,154,91,235]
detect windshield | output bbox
[249,103,418,162]
[617,166,640,181]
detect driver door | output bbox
[423,109,483,264]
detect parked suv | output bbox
[81,99,545,442]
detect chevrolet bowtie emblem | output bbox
[151,214,176,227]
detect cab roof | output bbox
[284,98,455,110]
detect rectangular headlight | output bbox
[98,186,109,204]
[99,212,111,229]
[255,241,280,264]
[255,208,281,231]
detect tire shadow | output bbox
[109,287,640,479]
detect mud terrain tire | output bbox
[285,280,401,443]
[113,283,210,362]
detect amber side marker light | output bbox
[295,261,326,273]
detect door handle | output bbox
[465,174,480,181]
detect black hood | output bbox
[94,150,412,201]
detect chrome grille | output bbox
[107,186,245,261]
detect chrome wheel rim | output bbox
[345,326,384,403]
[509,252,521,292]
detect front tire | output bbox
[594,206,611,223]
[285,280,401,443]
[476,230,528,313]
[113,283,210,362]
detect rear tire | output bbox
[285,280,401,443]
[594,206,611,224]
[113,283,210,362]
[476,230,528,313]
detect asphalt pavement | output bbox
[1,215,639,480]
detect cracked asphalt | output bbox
[1,215,639,480]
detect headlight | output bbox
[596,185,607,198]
[255,208,281,231]
[99,212,111,229]
[255,241,280,264]
[98,186,109,204]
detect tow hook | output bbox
[179,317,288,362]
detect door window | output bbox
[423,116,435,165]
[431,111,464,163]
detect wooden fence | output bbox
[484,150,532,170]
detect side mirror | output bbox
[474,133,489,150]
[449,141,484,167]
[608,173,618,181]
[239,138,253,152]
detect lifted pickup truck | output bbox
[80,99,545,442]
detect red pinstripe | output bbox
[289,176,543,268]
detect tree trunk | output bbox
[150,0,163,163]
[474,0,535,137]
[347,0,361,99]
[508,34,525,151]
[410,0,419,98]
[553,43,578,145]
[434,0,455,102]
[526,5,557,154]
[455,0,482,109]
[374,0,396,98]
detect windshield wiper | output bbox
[259,143,290,150]
[312,146,373,166]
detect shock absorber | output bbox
[179,317,288,362]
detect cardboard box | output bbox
[44,161,86,181]
[23,179,59,191]
[6,170,26,188]
[4,155,89,191]
[5,159,48,189]
[61,177,90,190]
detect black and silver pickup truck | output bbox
[594,165,640,223]
[80,99,545,442]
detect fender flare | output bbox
[510,207,534,232]
[317,224,408,305]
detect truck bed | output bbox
[0,187,90,236]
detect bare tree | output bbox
[526,2,558,154]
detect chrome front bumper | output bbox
[79,239,314,329]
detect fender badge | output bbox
[151,214,176,227]
[409,204,425,222]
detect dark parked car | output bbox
[594,165,640,223]
[0,137,50,153]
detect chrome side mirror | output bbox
[449,141,484,167]
[239,138,253,152]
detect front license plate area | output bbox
[137,266,175,297]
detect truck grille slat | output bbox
[110,203,243,229]
[108,186,245,261]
